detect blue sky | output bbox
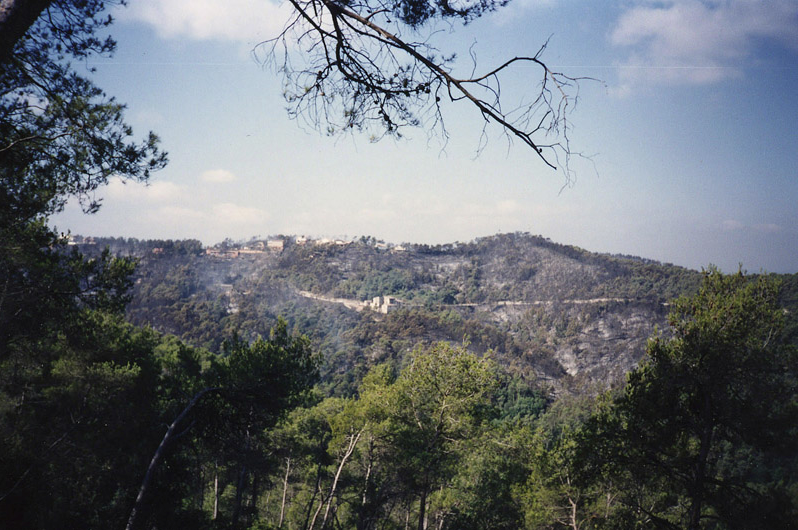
[52,0,798,273]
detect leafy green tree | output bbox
[126,319,319,530]
[380,342,499,530]
[515,426,617,530]
[0,2,169,522]
[587,268,798,529]
[0,227,136,353]
[221,322,319,528]
[0,311,167,528]
[1,1,165,221]
[265,397,342,529]
[438,426,528,530]
[1,0,167,491]
[1,3,313,530]
[0,0,166,390]
[309,362,403,530]
[264,368,397,530]
[256,347,505,530]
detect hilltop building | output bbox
[267,239,284,251]
[369,295,401,314]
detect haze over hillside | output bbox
[73,232,715,394]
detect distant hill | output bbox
[77,232,795,396]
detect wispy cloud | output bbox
[722,219,745,231]
[723,219,783,233]
[611,1,798,86]
[488,0,557,26]
[212,203,269,226]
[753,223,783,234]
[119,0,293,44]
[105,178,183,202]
[56,176,272,242]
[200,169,238,183]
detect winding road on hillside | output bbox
[296,290,632,311]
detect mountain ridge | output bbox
[76,232,795,395]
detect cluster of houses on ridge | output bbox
[66,235,96,245]
[64,234,407,259]
[205,236,406,258]
[205,239,286,258]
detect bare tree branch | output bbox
[257,0,591,180]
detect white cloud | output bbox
[119,0,294,44]
[496,199,520,214]
[489,0,557,26]
[212,202,269,225]
[200,169,238,183]
[105,177,183,202]
[611,1,798,85]
[156,205,207,223]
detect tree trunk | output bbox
[568,496,579,530]
[251,470,260,524]
[126,387,219,530]
[308,485,326,530]
[279,457,291,528]
[321,428,364,529]
[232,424,252,528]
[302,471,322,530]
[231,463,248,528]
[197,461,205,511]
[213,462,219,520]
[361,459,372,506]
[417,486,428,530]
[688,421,714,530]
[361,437,374,507]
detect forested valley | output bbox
[3,230,798,529]
[3,0,798,528]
